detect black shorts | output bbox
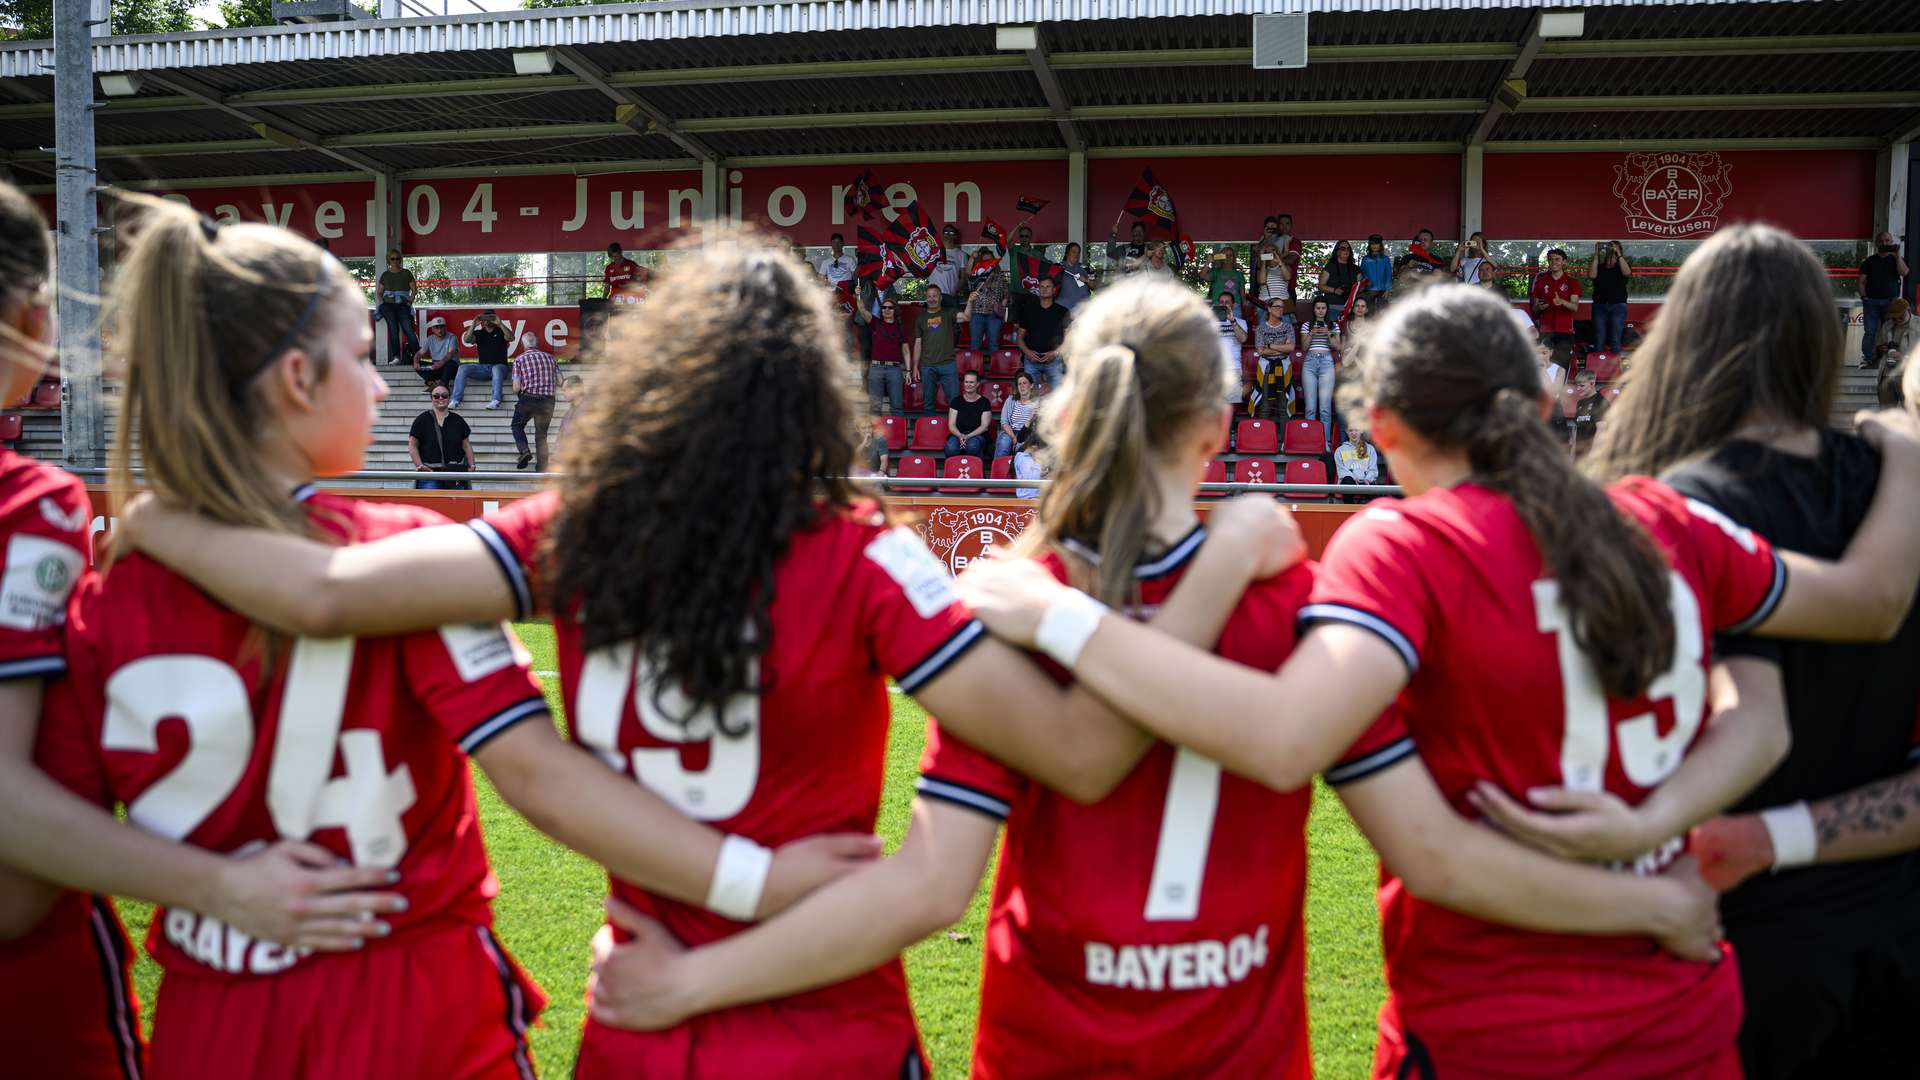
[1729,896,1920,1080]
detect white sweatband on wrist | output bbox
[1034,590,1110,671]
[705,834,774,921]
[1760,802,1818,870]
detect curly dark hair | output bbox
[542,231,860,735]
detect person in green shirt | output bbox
[914,283,961,410]
[1206,248,1248,306]
[375,249,419,365]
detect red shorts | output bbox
[577,1002,928,1080]
[148,921,544,1080]
[0,891,144,1080]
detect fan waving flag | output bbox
[1124,168,1180,239]
[982,217,1008,253]
[844,168,888,220]
[1011,250,1064,293]
[1015,196,1051,215]
[855,225,896,289]
[858,201,944,290]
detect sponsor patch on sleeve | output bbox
[438,621,533,683]
[0,534,83,632]
[864,526,959,618]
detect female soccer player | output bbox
[111,233,1229,1077]
[0,183,413,1080]
[572,278,1730,1079]
[32,205,884,1079]
[954,282,1920,1078]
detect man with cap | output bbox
[412,315,461,387]
[454,309,510,409]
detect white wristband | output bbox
[1759,802,1818,870]
[1034,590,1110,671]
[705,834,774,921]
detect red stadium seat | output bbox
[955,350,986,379]
[1604,386,1624,403]
[875,415,907,452]
[1281,419,1325,456]
[903,379,925,413]
[0,415,21,445]
[893,454,937,494]
[990,456,1013,480]
[981,380,1010,410]
[1234,419,1278,455]
[954,321,971,349]
[933,383,952,412]
[29,381,58,410]
[1200,458,1229,498]
[1585,351,1623,382]
[1001,326,1022,348]
[1285,458,1329,501]
[942,455,985,495]
[909,416,950,451]
[988,349,1024,379]
[1236,457,1277,487]
[1559,384,1580,419]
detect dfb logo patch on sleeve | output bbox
[865,526,958,618]
[0,534,83,632]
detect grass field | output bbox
[117,622,1387,1077]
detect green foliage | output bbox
[216,0,276,29]
[2,0,196,38]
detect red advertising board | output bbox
[727,161,1070,245]
[1483,150,1875,240]
[1089,155,1463,243]
[409,305,583,359]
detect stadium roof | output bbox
[1,0,1916,188]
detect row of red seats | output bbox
[876,416,1335,458]
[887,453,1334,499]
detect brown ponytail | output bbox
[0,182,52,382]
[1017,276,1227,607]
[1340,284,1675,699]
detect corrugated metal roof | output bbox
[1078,112,1474,146]
[1579,0,1915,41]
[1060,59,1504,106]
[638,71,1042,121]
[702,121,1063,158]
[269,89,617,138]
[361,134,681,169]
[1528,52,1920,98]
[180,51,518,94]
[1491,106,1920,142]
[100,148,345,182]
[574,26,1002,74]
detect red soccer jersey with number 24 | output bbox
[919,526,1320,1079]
[1313,478,1785,1079]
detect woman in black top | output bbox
[409,382,474,490]
[1314,239,1360,312]
[1588,240,1631,353]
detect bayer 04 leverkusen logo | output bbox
[1611,152,1734,238]
[921,506,1036,576]
[903,225,941,277]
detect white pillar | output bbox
[1067,150,1087,250]
[371,172,401,363]
[1461,145,1485,239]
[1875,141,1909,240]
[700,160,722,246]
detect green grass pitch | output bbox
[114,622,1387,1076]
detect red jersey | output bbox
[37,487,550,982]
[919,527,1329,1079]
[1314,479,1785,1078]
[475,494,982,1070]
[1530,270,1582,335]
[604,258,644,297]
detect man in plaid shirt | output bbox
[511,332,559,471]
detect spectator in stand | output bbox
[1012,427,1047,499]
[1106,218,1149,275]
[1315,239,1361,311]
[1536,331,1568,402]
[1344,295,1373,335]
[1212,292,1249,407]
[818,233,858,290]
[409,382,473,490]
[1272,213,1304,301]
[913,284,959,414]
[995,372,1039,460]
[1017,276,1071,389]
[1207,248,1248,306]
[1451,231,1495,285]
[1141,241,1177,278]
[1252,240,1296,319]
[1359,234,1394,307]
[376,249,418,364]
[1252,296,1295,418]
[556,374,586,453]
[1588,240,1632,353]
[929,225,965,308]
[604,243,647,303]
[1056,243,1092,312]
[946,371,993,461]
[1874,296,1914,365]
[1333,425,1380,502]
[1567,368,1607,458]
[1006,224,1044,314]
[1880,323,1911,408]
[1394,227,1448,280]
[452,309,509,409]
[1485,271,1512,302]
[864,297,911,413]
[1859,230,1909,368]
[1298,298,1340,452]
[411,315,459,387]
[510,331,558,472]
[963,248,1009,361]
[1530,248,1582,367]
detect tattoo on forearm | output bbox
[1814,773,1920,848]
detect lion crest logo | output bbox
[1145,185,1176,225]
[1611,152,1733,238]
[920,506,1036,576]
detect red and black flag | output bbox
[1124,168,1180,239]
[967,253,1003,290]
[844,168,888,220]
[1015,195,1051,215]
[981,217,1008,253]
[858,201,944,290]
[855,225,896,289]
[1011,249,1064,293]
[831,279,858,320]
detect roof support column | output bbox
[1461,144,1484,239]
[1875,140,1909,240]
[701,159,722,245]
[55,0,105,469]
[1067,150,1087,249]
[371,171,402,363]
[1471,13,1544,146]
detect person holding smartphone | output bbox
[1589,241,1632,353]
[453,309,510,410]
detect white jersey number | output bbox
[1144,749,1223,921]
[101,640,417,867]
[575,642,761,822]
[1536,572,1707,792]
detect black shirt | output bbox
[1666,432,1920,920]
[1569,391,1608,448]
[1592,261,1629,305]
[950,394,992,438]
[469,325,509,365]
[1020,301,1071,353]
[1860,252,1902,300]
[409,409,472,468]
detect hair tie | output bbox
[198,216,221,243]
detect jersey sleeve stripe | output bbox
[0,655,66,682]
[1298,603,1419,674]
[896,620,987,696]
[1323,736,1417,787]
[467,520,534,623]
[1722,552,1787,637]
[916,776,1012,820]
[456,697,549,755]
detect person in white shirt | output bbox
[818,233,857,288]
[994,373,1039,460]
[1212,292,1248,406]
[1012,428,1047,499]
[1333,426,1381,502]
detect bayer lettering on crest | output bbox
[1610,151,1733,238]
[921,506,1036,576]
